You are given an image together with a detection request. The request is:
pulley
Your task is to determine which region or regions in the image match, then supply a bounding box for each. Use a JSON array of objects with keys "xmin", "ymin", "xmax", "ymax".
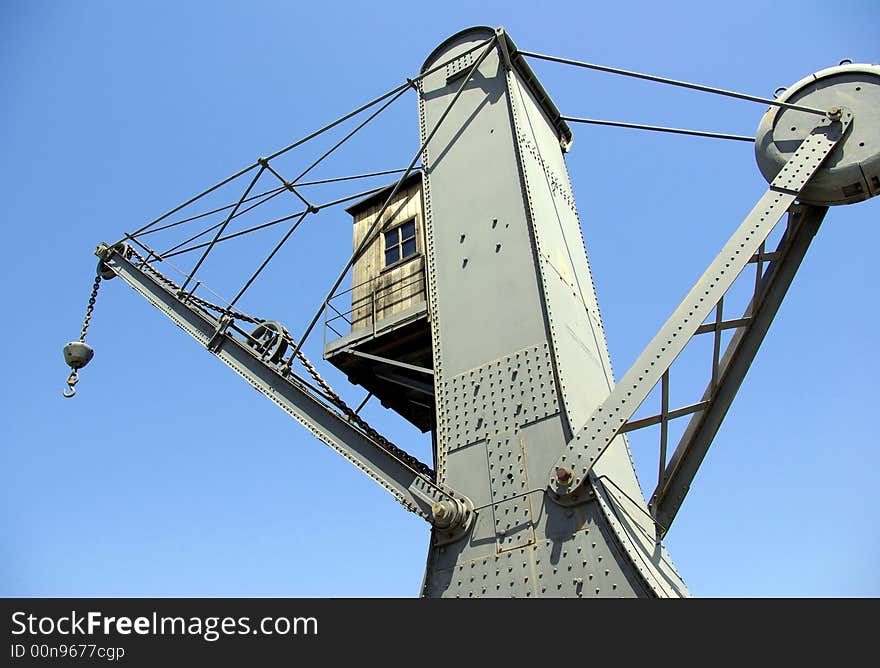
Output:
[
  {"xmin": 755, "ymin": 63, "xmax": 880, "ymax": 206},
  {"xmin": 248, "ymin": 320, "xmax": 289, "ymax": 365},
  {"xmin": 98, "ymin": 258, "xmax": 116, "ymax": 280}
]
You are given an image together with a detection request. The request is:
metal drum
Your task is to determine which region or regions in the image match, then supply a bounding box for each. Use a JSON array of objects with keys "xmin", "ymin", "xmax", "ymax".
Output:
[{"xmin": 755, "ymin": 63, "xmax": 880, "ymax": 206}]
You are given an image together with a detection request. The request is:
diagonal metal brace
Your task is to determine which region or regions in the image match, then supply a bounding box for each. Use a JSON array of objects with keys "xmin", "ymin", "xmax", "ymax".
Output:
[
  {"xmin": 649, "ymin": 203, "xmax": 828, "ymax": 538},
  {"xmin": 99, "ymin": 246, "xmax": 474, "ymax": 534},
  {"xmin": 548, "ymin": 108, "xmax": 852, "ymax": 496}
]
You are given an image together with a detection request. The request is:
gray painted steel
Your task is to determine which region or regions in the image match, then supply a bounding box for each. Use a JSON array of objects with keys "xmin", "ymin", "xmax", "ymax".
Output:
[
  {"xmin": 650, "ymin": 204, "xmax": 829, "ymax": 536},
  {"xmin": 99, "ymin": 246, "xmax": 471, "ymax": 528},
  {"xmin": 755, "ymin": 64, "xmax": 880, "ymax": 205},
  {"xmin": 417, "ymin": 27, "xmax": 687, "ymax": 597},
  {"xmin": 91, "ymin": 26, "xmax": 876, "ymax": 598},
  {"xmin": 550, "ymin": 110, "xmax": 850, "ymax": 498}
]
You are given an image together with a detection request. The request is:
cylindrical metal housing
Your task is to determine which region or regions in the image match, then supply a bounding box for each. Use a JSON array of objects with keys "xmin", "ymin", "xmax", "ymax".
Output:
[{"xmin": 755, "ymin": 63, "xmax": 880, "ymax": 206}]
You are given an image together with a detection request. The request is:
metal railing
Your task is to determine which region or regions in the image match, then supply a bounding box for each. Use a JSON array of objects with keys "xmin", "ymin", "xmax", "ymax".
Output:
[{"xmin": 324, "ymin": 261, "xmax": 426, "ymax": 347}]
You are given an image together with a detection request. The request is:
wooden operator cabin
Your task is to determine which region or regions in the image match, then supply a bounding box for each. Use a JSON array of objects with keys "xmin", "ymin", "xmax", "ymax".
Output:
[{"xmin": 323, "ymin": 172, "xmax": 434, "ymax": 431}]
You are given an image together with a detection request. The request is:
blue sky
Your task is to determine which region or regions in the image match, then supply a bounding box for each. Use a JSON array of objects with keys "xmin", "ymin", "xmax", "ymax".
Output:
[{"xmin": 2, "ymin": 0, "xmax": 878, "ymax": 597}]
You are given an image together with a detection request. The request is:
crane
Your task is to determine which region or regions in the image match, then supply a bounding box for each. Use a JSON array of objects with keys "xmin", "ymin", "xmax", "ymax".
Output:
[{"xmin": 63, "ymin": 26, "xmax": 878, "ymax": 597}]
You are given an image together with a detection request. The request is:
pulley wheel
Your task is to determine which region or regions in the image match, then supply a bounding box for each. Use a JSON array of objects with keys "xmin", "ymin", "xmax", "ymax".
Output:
[
  {"xmin": 248, "ymin": 321, "xmax": 288, "ymax": 364},
  {"xmin": 755, "ymin": 63, "xmax": 880, "ymax": 206}
]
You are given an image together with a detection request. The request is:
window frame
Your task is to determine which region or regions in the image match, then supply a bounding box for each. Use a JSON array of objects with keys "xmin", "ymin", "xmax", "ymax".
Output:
[{"xmin": 382, "ymin": 217, "xmax": 419, "ymax": 270}]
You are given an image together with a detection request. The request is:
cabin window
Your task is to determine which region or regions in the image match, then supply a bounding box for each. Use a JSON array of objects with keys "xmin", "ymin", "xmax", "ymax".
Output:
[{"xmin": 384, "ymin": 218, "xmax": 417, "ymax": 267}]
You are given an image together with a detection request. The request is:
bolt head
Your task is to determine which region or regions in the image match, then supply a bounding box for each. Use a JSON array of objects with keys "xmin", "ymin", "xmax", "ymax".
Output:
[
  {"xmin": 432, "ymin": 500, "xmax": 460, "ymax": 529},
  {"xmin": 556, "ymin": 467, "xmax": 573, "ymax": 485}
]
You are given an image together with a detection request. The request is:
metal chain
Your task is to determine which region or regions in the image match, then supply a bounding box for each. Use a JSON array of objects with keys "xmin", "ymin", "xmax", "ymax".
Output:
[
  {"xmin": 128, "ymin": 246, "xmax": 262, "ymax": 324},
  {"xmin": 280, "ymin": 329, "xmax": 434, "ymax": 477},
  {"xmin": 125, "ymin": 245, "xmax": 434, "ymax": 477},
  {"xmin": 63, "ymin": 273, "xmax": 102, "ymax": 397},
  {"xmin": 79, "ymin": 274, "xmax": 102, "ymax": 342}
]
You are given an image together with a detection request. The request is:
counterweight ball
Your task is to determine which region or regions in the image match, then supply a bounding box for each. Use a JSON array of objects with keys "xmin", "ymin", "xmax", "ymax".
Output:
[
  {"xmin": 63, "ymin": 341, "xmax": 94, "ymax": 370},
  {"xmin": 755, "ymin": 63, "xmax": 880, "ymax": 206}
]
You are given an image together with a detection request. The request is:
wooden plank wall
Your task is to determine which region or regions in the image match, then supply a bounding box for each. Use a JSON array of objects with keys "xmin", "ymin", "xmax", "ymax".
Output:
[{"xmin": 349, "ymin": 181, "xmax": 426, "ymax": 331}]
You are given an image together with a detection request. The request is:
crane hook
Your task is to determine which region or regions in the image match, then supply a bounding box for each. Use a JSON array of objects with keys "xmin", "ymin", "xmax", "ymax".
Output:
[
  {"xmin": 62, "ymin": 341, "xmax": 93, "ymax": 399},
  {"xmin": 62, "ymin": 370, "xmax": 79, "ymax": 398}
]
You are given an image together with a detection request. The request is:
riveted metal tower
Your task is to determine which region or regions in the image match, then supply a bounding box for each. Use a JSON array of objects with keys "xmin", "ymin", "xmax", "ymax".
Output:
[{"xmin": 416, "ymin": 27, "xmax": 687, "ymax": 597}]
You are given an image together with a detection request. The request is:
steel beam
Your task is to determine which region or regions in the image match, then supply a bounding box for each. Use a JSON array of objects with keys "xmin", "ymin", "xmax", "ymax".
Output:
[
  {"xmin": 347, "ymin": 349, "xmax": 434, "ymax": 376},
  {"xmin": 373, "ymin": 371, "xmax": 435, "ymax": 397},
  {"xmin": 548, "ymin": 109, "xmax": 851, "ymax": 496},
  {"xmin": 98, "ymin": 245, "xmax": 472, "ymax": 529},
  {"xmin": 417, "ymin": 26, "xmax": 689, "ymax": 598},
  {"xmin": 650, "ymin": 204, "xmax": 828, "ymax": 537}
]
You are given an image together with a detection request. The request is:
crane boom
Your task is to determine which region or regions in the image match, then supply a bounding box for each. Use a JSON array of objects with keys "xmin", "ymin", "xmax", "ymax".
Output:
[{"xmin": 96, "ymin": 243, "xmax": 474, "ymax": 536}]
